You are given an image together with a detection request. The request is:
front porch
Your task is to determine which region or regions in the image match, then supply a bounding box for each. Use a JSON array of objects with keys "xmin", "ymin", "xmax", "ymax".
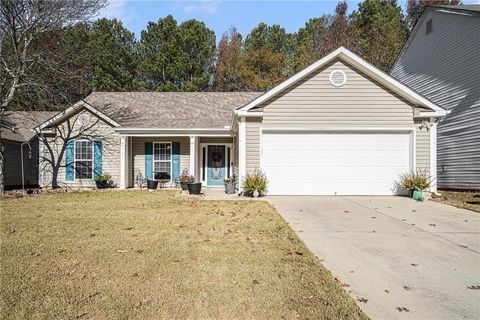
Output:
[{"xmin": 118, "ymin": 134, "xmax": 237, "ymax": 189}]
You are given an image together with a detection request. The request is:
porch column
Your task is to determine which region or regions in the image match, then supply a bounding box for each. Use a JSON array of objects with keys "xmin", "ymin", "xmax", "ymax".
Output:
[
  {"xmin": 189, "ymin": 136, "xmax": 197, "ymax": 179},
  {"xmin": 119, "ymin": 136, "xmax": 128, "ymax": 189},
  {"xmin": 238, "ymin": 116, "xmax": 246, "ymax": 188}
]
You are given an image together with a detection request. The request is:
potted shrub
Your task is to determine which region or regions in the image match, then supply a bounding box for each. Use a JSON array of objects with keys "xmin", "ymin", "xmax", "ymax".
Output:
[
  {"xmin": 399, "ymin": 168, "xmax": 431, "ymax": 198},
  {"xmin": 179, "ymin": 169, "xmax": 193, "ymax": 191},
  {"xmin": 94, "ymin": 173, "xmax": 112, "ymax": 189},
  {"xmin": 224, "ymin": 176, "xmax": 237, "ymax": 194},
  {"xmin": 187, "ymin": 175, "xmax": 202, "ymax": 195},
  {"xmin": 241, "ymin": 169, "xmax": 268, "ymax": 197}
]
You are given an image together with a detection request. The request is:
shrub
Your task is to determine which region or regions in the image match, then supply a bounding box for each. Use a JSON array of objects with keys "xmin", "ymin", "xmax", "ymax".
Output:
[
  {"xmin": 224, "ymin": 175, "xmax": 237, "ymax": 184},
  {"xmin": 399, "ymin": 168, "xmax": 431, "ymax": 190},
  {"xmin": 179, "ymin": 169, "xmax": 194, "ymax": 183},
  {"xmin": 94, "ymin": 173, "xmax": 112, "ymax": 183},
  {"xmin": 242, "ymin": 169, "xmax": 268, "ymax": 196}
]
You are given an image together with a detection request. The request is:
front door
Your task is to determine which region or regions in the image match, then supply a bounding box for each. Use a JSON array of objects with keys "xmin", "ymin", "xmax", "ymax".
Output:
[{"xmin": 207, "ymin": 145, "xmax": 225, "ymax": 186}]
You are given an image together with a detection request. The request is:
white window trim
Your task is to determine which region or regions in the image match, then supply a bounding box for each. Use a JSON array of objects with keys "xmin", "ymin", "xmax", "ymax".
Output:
[
  {"xmin": 153, "ymin": 141, "xmax": 172, "ymax": 181},
  {"xmin": 74, "ymin": 139, "xmax": 94, "ymax": 180}
]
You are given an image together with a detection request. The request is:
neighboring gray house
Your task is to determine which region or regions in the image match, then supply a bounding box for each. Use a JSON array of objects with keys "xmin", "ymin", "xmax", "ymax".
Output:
[
  {"xmin": 0, "ymin": 111, "xmax": 57, "ymax": 189},
  {"xmin": 35, "ymin": 47, "xmax": 446, "ymax": 195},
  {"xmin": 391, "ymin": 5, "xmax": 480, "ymax": 190}
]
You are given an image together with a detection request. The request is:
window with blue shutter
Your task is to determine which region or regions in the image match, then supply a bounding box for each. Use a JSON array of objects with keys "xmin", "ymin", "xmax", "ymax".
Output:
[
  {"xmin": 93, "ymin": 140, "xmax": 103, "ymax": 178},
  {"xmin": 66, "ymin": 140, "xmax": 74, "ymax": 181},
  {"xmin": 145, "ymin": 142, "xmax": 153, "ymax": 180},
  {"xmin": 172, "ymin": 142, "xmax": 180, "ymax": 180}
]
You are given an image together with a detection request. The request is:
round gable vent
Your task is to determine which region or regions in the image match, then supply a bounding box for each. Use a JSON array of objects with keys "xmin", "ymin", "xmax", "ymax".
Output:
[
  {"xmin": 78, "ymin": 113, "xmax": 90, "ymax": 126},
  {"xmin": 329, "ymin": 70, "xmax": 347, "ymax": 87}
]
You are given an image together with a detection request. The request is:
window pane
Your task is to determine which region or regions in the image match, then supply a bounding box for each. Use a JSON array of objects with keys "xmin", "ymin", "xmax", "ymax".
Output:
[{"xmin": 75, "ymin": 160, "xmax": 92, "ymax": 179}]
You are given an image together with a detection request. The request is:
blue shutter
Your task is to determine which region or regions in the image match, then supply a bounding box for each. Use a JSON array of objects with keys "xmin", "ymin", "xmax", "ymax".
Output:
[
  {"xmin": 93, "ymin": 140, "xmax": 103, "ymax": 178},
  {"xmin": 66, "ymin": 140, "xmax": 74, "ymax": 181},
  {"xmin": 172, "ymin": 142, "xmax": 180, "ymax": 180},
  {"xmin": 145, "ymin": 142, "xmax": 153, "ymax": 180}
]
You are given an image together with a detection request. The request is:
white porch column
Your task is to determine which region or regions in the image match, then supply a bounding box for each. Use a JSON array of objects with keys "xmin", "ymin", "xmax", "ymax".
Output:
[
  {"xmin": 189, "ymin": 136, "xmax": 197, "ymax": 178},
  {"xmin": 238, "ymin": 116, "xmax": 246, "ymax": 188},
  {"xmin": 119, "ymin": 136, "xmax": 128, "ymax": 189},
  {"xmin": 430, "ymin": 119, "xmax": 438, "ymax": 193}
]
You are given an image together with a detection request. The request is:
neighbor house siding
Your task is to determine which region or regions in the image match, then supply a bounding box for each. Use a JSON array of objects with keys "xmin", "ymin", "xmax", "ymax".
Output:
[
  {"xmin": 391, "ymin": 8, "xmax": 480, "ymax": 189},
  {"xmin": 4, "ymin": 139, "xmax": 39, "ymax": 189},
  {"xmin": 41, "ymin": 110, "xmax": 121, "ymax": 188},
  {"xmin": 245, "ymin": 118, "xmax": 262, "ymax": 174},
  {"xmin": 259, "ymin": 59, "xmax": 415, "ymax": 128},
  {"xmin": 131, "ymin": 137, "xmax": 190, "ymax": 187}
]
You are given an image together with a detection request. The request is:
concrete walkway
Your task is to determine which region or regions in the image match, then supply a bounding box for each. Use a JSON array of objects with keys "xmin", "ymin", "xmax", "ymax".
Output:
[{"xmin": 268, "ymin": 196, "xmax": 480, "ymax": 320}]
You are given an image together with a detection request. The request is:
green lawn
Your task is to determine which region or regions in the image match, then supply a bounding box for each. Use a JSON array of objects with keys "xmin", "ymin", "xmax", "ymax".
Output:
[{"xmin": 1, "ymin": 191, "xmax": 366, "ymax": 319}]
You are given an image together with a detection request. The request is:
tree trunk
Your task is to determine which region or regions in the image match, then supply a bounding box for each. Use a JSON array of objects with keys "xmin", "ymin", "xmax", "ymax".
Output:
[{"xmin": 51, "ymin": 166, "xmax": 59, "ymax": 189}]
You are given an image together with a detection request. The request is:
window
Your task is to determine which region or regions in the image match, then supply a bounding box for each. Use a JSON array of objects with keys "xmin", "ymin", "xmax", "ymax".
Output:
[
  {"xmin": 426, "ymin": 18, "xmax": 433, "ymax": 34},
  {"xmin": 153, "ymin": 142, "xmax": 171, "ymax": 180},
  {"xmin": 75, "ymin": 140, "xmax": 93, "ymax": 179}
]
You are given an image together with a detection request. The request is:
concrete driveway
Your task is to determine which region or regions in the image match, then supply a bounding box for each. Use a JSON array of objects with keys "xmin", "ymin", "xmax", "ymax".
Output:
[{"xmin": 268, "ymin": 196, "xmax": 480, "ymax": 320}]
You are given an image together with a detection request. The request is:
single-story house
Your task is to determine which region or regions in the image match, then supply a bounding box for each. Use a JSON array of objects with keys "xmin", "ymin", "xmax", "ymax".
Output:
[
  {"xmin": 35, "ymin": 47, "xmax": 446, "ymax": 195},
  {"xmin": 391, "ymin": 5, "xmax": 480, "ymax": 190},
  {"xmin": 1, "ymin": 111, "xmax": 57, "ymax": 190}
]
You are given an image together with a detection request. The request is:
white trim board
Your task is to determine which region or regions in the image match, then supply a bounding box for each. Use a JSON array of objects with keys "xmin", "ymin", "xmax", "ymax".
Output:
[
  {"xmin": 36, "ymin": 100, "xmax": 120, "ymax": 131},
  {"xmin": 236, "ymin": 47, "xmax": 446, "ymax": 116}
]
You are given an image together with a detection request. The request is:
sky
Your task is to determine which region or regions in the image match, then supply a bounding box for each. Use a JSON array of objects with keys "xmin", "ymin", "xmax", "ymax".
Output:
[{"xmin": 99, "ymin": 0, "xmax": 480, "ymax": 40}]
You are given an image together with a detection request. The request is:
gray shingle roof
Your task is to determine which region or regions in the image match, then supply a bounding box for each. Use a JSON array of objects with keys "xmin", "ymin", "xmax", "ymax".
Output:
[
  {"xmin": 1, "ymin": 111, "xmax": 58, "ymax": 142},
  {"xmin": 83, "ymin": 92, "xmax": 263, "ymax": 128},
  {"xmin": 432, "ymin": 4, "xmax": 480, "ymax": 14}
]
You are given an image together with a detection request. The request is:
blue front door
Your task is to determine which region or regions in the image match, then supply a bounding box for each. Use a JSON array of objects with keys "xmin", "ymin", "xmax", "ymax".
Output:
[{"xmin": 207, "ymin": 145, "xmax": 225, "ymax": 186}]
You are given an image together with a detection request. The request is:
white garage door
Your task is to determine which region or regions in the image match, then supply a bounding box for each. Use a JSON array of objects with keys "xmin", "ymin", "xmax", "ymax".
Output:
[{"xmin": 262, "ymin": 132, "xmax": 411, "ymax": 195}]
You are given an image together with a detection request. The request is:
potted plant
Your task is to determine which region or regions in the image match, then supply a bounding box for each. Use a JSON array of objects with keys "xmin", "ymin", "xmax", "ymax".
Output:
[
  {"xmin": 241, "ymin": 169, "xmax": 268, "ymax": 197},
  {"xmin": 94, "ymin": 173, "xmax": 112, "ymax": 189},
  {"xmin": 179, "ymin": 169, "xmax": 192, "ymax": 191},
  {"xmin": 187, "ymin": 175, "xmax": 202, "ymax": 195},
  {"xmin": 147, "ymin": 178, "xmax": 159, "ymax": 191},
  {"xmin": 224, "ymin": 176, "xmax": 237, "ymax": 194},
  {"xmin": 399, "ymin": 168, "xmax": 431, "ymax": 198}
]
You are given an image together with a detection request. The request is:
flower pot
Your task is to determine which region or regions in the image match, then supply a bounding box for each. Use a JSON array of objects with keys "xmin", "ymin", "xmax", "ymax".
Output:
[
  {"xmin": 95, "ymin": 180, "xmax": 108, "ymax": 189},
  {"xmin": 224, "ymin": 183, "xmax": 235, "ymax": 194},
  {"xmin": 188, "ymin": 182, "xmax": 202, "ymax": 195},
  {"xmin": 408, "ymin": 189, "xmax": 414, "ymax": 198},
  {"xmin": 147, "ymin": 179, "xmax": 159, "ymax": 190},
  {"xmin": 180, "ymin": 182, "xmax": 189, "ymax": 191}
]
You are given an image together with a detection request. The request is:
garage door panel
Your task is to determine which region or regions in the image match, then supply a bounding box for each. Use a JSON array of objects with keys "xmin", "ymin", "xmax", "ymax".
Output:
[{"xmin": 262, "ymin": 132, "xmax": 411, "ymax": 195}]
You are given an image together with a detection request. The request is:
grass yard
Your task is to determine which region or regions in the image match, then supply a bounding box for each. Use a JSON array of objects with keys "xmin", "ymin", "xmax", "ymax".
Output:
[
  {"xmin": 431, "ymin": 190, "xmax": 480, "ymax": 213},
  {"xmin": 1, "ymin": 191, "xmax": 366, "ymax": 320}
]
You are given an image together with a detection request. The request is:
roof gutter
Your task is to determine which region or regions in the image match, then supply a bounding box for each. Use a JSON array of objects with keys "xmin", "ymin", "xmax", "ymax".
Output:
[{"xmin": 114, "ymin": 127, "xmax": 233, "ymax": 137}]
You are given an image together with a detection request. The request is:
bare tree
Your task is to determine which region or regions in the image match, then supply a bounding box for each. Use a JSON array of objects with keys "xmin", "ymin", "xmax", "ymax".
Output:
[
  {"xmin": 34, "ymin": 110, "xmax": 116, "ymax": 189},
  {"xmin": 0, "ymin": 0, "xmax": 106, "ymax": 193}
]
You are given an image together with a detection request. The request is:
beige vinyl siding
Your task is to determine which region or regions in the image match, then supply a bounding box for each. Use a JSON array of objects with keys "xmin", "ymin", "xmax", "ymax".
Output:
[
  {"xmin": 4, "ymin": 139, "xmax": 40, "ymax": 188},
  {"xmin": 233, "ymin": 134, "xmax": 239, "ymax": 179},
  {"xmin": 415, "ymin": 120, "xmax": 430, "ymax": 175},
  {"xmin": 260, "ymin": 59, "xmax": 415, "ymax": 128},
  {"xmin": 245, "ymin": 118, "xmax": 262, "ymax": 174},
  {"xmin": 42, "ymin": 110, "xmax": 121, "ymax": 188},
  {"xmin": 391, "ymin": 8, "xmax": 480, "ymax": 189},
  {"xmin": 131, "ymin": 137, "xmax": 190, "ymax": 187}
]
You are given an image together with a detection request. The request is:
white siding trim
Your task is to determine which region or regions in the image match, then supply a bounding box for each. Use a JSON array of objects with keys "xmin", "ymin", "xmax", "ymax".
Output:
[
  {"xmin": 189, "ymin": 136, "xmax": 197, "ymax": 179},
  {"xmin": 238, "ymin": 117, "xmax": 246, "ymax": 188},
  {"xmin": 411, "ymin": 129, "xmax": 417, "ymax": 171},
  {"xmin": 430, "ymin": 121, "xmax": 438, "ymax": 193},
  {"xmin": 120, "ymin": 136, "xmax": 127, "ymax": 189}
]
